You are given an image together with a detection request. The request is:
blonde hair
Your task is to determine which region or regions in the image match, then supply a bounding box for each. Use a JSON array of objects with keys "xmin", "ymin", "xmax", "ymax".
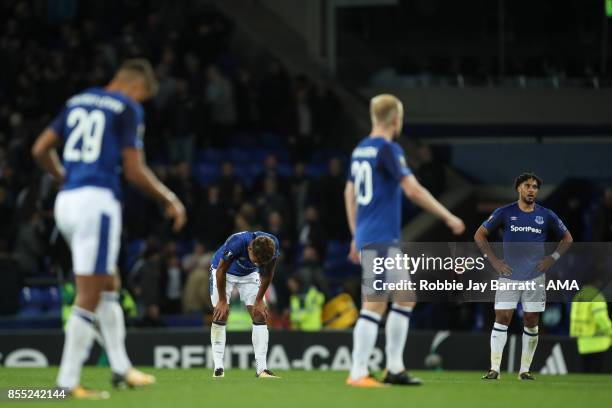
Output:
[
  {"xmin": 117, "ymin": 59, "xmax": 159, "ymax": 98},
  {"xmin": 370, "ymin": 94, "xmax": 403, "ymax": 127}
]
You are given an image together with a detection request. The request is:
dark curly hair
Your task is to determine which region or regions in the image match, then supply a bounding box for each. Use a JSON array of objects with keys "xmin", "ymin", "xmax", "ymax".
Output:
[
  {"xmin": 514, "ymin": 172, "xmax": 542, "ymax": 189},
  {"xmin": 251, "ymin": 236, "xmax": 276, "ymax": 265}
]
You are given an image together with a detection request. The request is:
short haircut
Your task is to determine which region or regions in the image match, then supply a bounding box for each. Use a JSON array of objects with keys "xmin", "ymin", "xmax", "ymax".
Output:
[
  {"xmin": 370, "ymin": 94, "xmax": 403, "ymax": 127},
  {"xmin": 514, "ymin": 172, "xmax": 542, "ymax": 189},
  {"xmin": 251, "ymin": 236, "xmax": 276, "ymax": 265},
  {"xmin": 118, "ymin": 58, "xmax": 159, "ymax": 97}
]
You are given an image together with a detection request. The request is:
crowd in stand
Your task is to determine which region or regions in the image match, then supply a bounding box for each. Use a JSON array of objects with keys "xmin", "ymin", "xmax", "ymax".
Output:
[
  {"xmin": 0, "ymin": 0, "xmax": 350, "ymax": 324},
  {"xmin": 2, "ymin": 1, "xmax": 611, "ymax": 333}
]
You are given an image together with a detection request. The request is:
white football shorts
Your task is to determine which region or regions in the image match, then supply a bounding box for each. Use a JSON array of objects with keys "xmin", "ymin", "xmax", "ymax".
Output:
[
  {"xmin": 54, "ymin": 187, "xmax": 121, "ymax": 275},
  {"xmin": 209, "ymin": 268, "xmax": 261, "ymax": 306},
  {"xmin": 494, "ymin": 274, "xmax": 546, "ymax": 313}
]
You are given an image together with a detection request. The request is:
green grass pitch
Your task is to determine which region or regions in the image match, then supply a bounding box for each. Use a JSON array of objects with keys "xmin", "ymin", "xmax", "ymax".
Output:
[{"xmin": 1, "ymin": 368, "xmax": 611, "ymax": 408}]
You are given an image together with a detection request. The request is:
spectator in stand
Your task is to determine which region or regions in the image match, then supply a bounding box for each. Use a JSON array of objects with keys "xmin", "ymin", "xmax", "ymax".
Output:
[
  {"xmin": 314, "ymin": 85, "xmax": 342, "ymax": 147},
  {"xmin": 317, "ymin": 157, "xmax": 350, "ymax": 240},
  {"xmin": 0, "ymin": 184, "xmax": 15, "ymax": 243},
  {"xmin": 164, "ymin": 80, "xmax": 196, "ymax": 165},
  {"xmin": 256, "ymin": 176, "xmax": 290, "ymax": 225},
  {"xmin": 205, "ymin": 65, "xmax": 236, "ymax": 147},
  {"xmin": 295, "ymin": 244, "xmax": 328, "ymax": 295},
  {"xmin": 415, "ymin": 145, "xmax": 446, "ymax": 198},
  {"xmin": 266, "ymin": 210, "xmax": 292, "ymax": 258},
  {"xmin": 162, "ymin": 252, "xmax": 184, "ymax": 314},
  {"xmin": 259, "ymin": 60, "xmax": 292, "ymax": 133},
  {"xmin": 182, "ymin": 247, "xmax": 214, "ymax": 317},
  {"xmin": 218, "ymin": 162, "xmax": 242, "ymax": 205},
  {"xmin": 298, "ymin": 205, "xmax": 327, "ymax": 258},
  {"xmin": 129, "ymin": 239, "xmax": 163, "ymax": 327},
  {"xmin": 233, "ymin": 67, "xmax": 258, "ymax": 129},
  {"xmin": 593, "ymin": 188, "xmax": 612, "ymax": 242},
  {"xmin": 195, "ymin": 185, "xmax": 231, "ymax": 249},
  {"xmin": 0, "ymin": 238, "xmax": 20, "ymax": 315},
  {"xmin": 291, "ymin": 75, "xmax": 316, "ymax": 161},
  {"xmin": 254, "ymin": 154, "xmax": 289, "ymax": 194},
  {"xmin": 290, "ymin": 161, "xmax": 311, "ymax": 228}
]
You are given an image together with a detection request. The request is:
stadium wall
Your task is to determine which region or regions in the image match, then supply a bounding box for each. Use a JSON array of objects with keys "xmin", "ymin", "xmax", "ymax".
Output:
[
  {"xmin": 1, "ymin": 330, "xmax": 610, "ymax": 374},
  {"xmin": 361, "ymin": 87, "xmax": 612, "ymax": 125}
]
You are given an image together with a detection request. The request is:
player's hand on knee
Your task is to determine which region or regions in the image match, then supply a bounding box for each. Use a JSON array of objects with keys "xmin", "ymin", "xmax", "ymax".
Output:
[
  {"xmin": 213, "ymin": 299, "xmax": 229, "ymax": 321},
  {"xmin": 252, "ymin": 299, "xmax": 269, "ymax": 321},
  {"xmin": 446, "ymin": 215, "xmax": 466, "ymax": 235},
  {"xmin": 165, "ymin": 195, "xmax": 187, "ymax": 232}
]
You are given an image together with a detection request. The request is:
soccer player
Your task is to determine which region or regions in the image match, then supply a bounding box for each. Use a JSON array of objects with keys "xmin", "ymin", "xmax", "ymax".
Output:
[
  {"xmin": 32, "ymin": 59, "xmax": 187, "ymax": 399},
  {"xmin": 345, "ymin": 94, "xmax": 465, "ymax": 387},
  {"xmin": 209, "ymin": 231, "xmax": 281, "ymax": 378},
  {"xmin": 475, "ymin": 172, "xmax": 573, "ymax": 380}
]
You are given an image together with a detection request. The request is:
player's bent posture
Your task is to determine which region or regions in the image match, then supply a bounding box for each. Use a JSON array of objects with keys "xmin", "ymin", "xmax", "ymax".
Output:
[
  {"xmin": 210, "ymin": 231, "xmax": 281, "ymax": 378},
  {"xmin": 475, "ymin": 172, "xmax": 572, "ymax": 380},
  {"xmin": 345, "ymin": 94, "xmax": 465, "ymax": 387},
  {"xmin": 32, "ymin": 59, "xmax": 187, "ymax": 399}
]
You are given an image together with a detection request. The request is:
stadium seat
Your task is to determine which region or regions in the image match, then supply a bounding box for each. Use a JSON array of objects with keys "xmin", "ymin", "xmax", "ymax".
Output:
[
  {"xmin": 197, "ymin": 148, "xmax": 224, "ymax": 164},
  {"xmin": 229, "ymin": 148, "xmax": 250, "ymax": 163},
  {"xmin": 276, "ymin": 162, "xmax": 294, "ymax": 178},
  {"xmin": 193, "ymin": 163, "xmax": 222, "ymax": 186},
  {"xmin": 305, "ymin": 163, "xmax": 327, "ymax": 178}
]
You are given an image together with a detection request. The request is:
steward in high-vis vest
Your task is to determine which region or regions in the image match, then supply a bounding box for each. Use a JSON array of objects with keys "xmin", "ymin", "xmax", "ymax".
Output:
[
  {"xmin": 570, "ymin": 285, "xmax": 612, "ymax": 373},
  {"xmin": 290, "ymin": 286, "xmax": 325, "ymax": 331}
]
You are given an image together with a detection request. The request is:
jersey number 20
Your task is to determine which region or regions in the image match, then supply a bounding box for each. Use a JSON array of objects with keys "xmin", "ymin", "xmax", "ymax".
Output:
[
  {"xmin": 64, "ymin": 108, "xmax": 105, "ymax": 163},
  {"xmin": 351, "ymin": 161, "xmax": 373, "ymax": 205}
]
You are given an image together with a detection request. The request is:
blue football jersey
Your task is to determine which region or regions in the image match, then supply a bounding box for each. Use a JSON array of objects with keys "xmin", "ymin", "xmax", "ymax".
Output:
[
  {"xmin": 349, "ymin": 136, "xmax": 412, "ymax": 250},
  {"xmin": 482, "ymin": 202, "xmax": 568, "ymax": 280},
  {"xmin": 49, "ymin": 87, "xmax": 144, "ymax": 199},
  {"xmin": 211, "ymin": 231, "xmax": 281, "ymax": 277}
]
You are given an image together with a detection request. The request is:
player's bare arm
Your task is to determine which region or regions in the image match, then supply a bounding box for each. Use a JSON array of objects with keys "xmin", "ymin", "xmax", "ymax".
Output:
[
  {"xmin": 344, "ymin": 180, "xmax": 360, "ymax": 263},
  {"xmin": 213, "ymin": 258, "xmax": 231, "ymax": 321},
  {"xmin": 122, "ymin": 147, "xmax": 186, "ymax": 232},
  {"xmin": 474, "ymin": 225, "xmax": 512, "ymax": 276},
  {"xmin": 537, "ymin": 230, "xmax": 573, "ymax": 272},
  {"xmin": 400, "ymin": 175, "xmax": 465, "ymax": 235},
  {"xmin": 31, "ymin": 128, "xmax": 65, "ymax": 183},
  {"xmin": 253, "ymin": 258, "xmax": 277, "ymax": 321}
]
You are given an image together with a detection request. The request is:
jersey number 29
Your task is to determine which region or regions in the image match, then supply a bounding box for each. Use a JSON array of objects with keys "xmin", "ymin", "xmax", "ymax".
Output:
[
  {"xmin": 64, "ymin": 108, "xmax": 105, "ymax": 163},
  {"xmin": 351, "ymin": 161, "xmax": 373, "ymax": 205}
]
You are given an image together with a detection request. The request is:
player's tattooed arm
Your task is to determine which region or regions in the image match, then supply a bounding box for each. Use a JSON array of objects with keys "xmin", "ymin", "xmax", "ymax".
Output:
[
  {"xmin": 213, "ymin": 259, "xmax": 231, "ymax": 321},
  {"xmin": 474, "ymin": 226, "xmax": 512, "ymax": 276},
  {"xmin": 32, "ymin": 128, "xmax": 65, "ymax": 183}
]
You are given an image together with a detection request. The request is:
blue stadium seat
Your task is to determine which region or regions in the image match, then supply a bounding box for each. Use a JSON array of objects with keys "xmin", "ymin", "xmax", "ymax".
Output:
[
  {"xmin": 260, "ymin": 132, "xmax": 284, "ymax": 148},
  {"xmin": 193, "ymin": 163, "xmax": 221, "ymax": 186},
  {"xmin": 326, "ymin": 240, "xmax": 351, "ymax": 258},
  {"xmin": 251, "ymin": 148, "xmax": 270, "ymax": 163},
  {"xmin": 197, "ymin": 148, "xmax": 224, "ymax": 164},
  {"xmin": 305, "ymin": 163, "xmax": 327, "ymax": 178},
  {"xmin": 276, "ymin": 163, "xmax": 294, "ymax": 178},
  {"xmin": 230, "ymin": 132, "xmax": 258, "ymax": 148},
  {"xmin": 229, "ymin": 148, "xmax": 250, "ymax": 163},
  {"xmin": 176, "ymin": 240, "xmax": 195, "ymax": 257}
]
